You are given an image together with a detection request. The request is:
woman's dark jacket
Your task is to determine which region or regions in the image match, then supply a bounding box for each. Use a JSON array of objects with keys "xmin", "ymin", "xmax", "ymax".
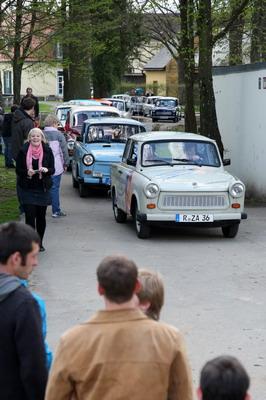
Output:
[{"xmin": 16, "ymin": 142, "xmax": 55, "ymax": 191}]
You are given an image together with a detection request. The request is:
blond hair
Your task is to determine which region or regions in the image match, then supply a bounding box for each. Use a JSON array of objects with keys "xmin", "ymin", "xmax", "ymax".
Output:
[
  {"xmin": 27, "ymin": 128, "xmax": 47, "ymax": 143},
  {"xmin": 137, "ymin": 269, "xmax": 164, "ymax": 320}
]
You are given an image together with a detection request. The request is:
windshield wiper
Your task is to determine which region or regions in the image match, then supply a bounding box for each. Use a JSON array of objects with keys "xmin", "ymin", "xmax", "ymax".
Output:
[
  {"xmin": 146, "ymin": 158, "xmax": 174, "ymax": 166},
  {"xmin": 173, "ymin": 158, "xmax": 203, "ymax": 166}
]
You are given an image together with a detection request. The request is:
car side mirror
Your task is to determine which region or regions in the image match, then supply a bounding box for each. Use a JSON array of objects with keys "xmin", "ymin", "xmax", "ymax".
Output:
[
  {"xmin": 127, "ymin": 158, "xmax": 137, "ymax": 166},
  {"xmin": 223, "ymin": 159, "xmax": 231, "ymax": 166}
]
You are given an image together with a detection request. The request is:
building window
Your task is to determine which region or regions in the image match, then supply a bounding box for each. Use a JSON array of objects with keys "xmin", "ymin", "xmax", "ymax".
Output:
[
  {"xmin": 57, "ymin": 70, "xmax": 64, "ymax": 96},
  {"xmin": 263, "ymin": 77, "xmax": 266, "ymax": 89},
  {"xmin": 3, "ymin": 71, "xmax": 12, "ymax": 94},
  {"xmin": 258, "ymin": 77, "xmax": 261, "ymax": 89},
  {"xmin": 153, "ymin": 80, "xmax": 158, "ymax": 95},
  {"xmin": 55, "ymin": 42, "xmax": 63, "ymax": 59}
]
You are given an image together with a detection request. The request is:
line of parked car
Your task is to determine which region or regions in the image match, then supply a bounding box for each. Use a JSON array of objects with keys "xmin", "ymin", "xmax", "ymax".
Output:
[{"xmin": 54, "ymin": 97, "xmax": 247, "ymax": 239}]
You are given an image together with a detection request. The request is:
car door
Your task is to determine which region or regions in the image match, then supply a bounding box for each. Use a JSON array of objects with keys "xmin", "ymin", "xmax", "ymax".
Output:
[{"xmin": 116, "ymin": 140, "xmax": 138, "ymax": 213}]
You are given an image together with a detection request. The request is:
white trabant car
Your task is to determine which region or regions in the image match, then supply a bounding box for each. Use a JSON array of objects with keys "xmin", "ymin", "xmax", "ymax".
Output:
[{"xmin": 111, "ymin": 131, "xmax": 247, "ymax": 238}]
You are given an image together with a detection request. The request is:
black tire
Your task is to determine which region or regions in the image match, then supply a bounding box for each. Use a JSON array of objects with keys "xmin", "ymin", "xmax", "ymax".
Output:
[
  {"xmin": 112, "ymin": 192, "xmax": 127, "ymax": 223},
  {"xmin": 78, "ymin": 182, "xmax": 88, "ymax": 198},
  {"xmin": 72, "ymin": 174, "xmax": 78, "ymax": 188},
  {"xmin": 134, "ymin": 204, "xmax": 151, "ymax": 239},
  {"xmin": 222, "ymin": 224, "xmax": 239, "ymax": 238}
]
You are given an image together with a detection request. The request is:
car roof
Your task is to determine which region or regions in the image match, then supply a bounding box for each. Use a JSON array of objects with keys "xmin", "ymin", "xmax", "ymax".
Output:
[
  {"xmin": 83, "ymin": 117, "xmax": 145, "ymax": 126},
  {"xmin": 68, "ymin": 99, "xmax": 102, "ymax": 106},
  {"xmin": 130, "ymin": 131, "xmax": 216, "ymax": 143},
  {"xmin": 157, "ymin": 97, "xmax": 178, "ymax": 101},
  {"xmin": 70, "ymin": 105, "xmax": 120, "ymax": 113}
]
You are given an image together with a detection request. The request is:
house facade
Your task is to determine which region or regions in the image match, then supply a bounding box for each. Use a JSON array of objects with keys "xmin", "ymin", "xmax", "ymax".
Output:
[
  {"xmin": 143, "ymin": 47, "xmax": 179, "ymax": 97},
  {"xmin": 0, "ymin": 60, "xmax": 63, "ymax": 101}
]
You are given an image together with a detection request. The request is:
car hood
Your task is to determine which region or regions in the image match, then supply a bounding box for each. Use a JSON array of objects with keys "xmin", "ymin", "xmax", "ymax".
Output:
[
  {"xmin": 83, "ymin": 143, "xmax": 125, "ymax": 162},
  {"xmin": 141, "ymin": 166, "xmax": 238, "ymax": 191}
]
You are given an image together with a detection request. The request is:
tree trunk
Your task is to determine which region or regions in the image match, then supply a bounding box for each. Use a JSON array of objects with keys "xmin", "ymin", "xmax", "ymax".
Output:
[
  {"xmin": 250, "ymin": 0, "xmax": 266, "ymax": 62},
  {"xmin": 229, "ymin": 13, "xmax": 244, "ymax": 65},
  {"xmin": 198, "ymin": 0, "xmax": 224, "ymax": 156},
  {"xmin": 179, "ymin": 0, "xmax": 197, "ymax": 133},
  {"xmin": 13, "ymin": 59, "xmax": 23, "ymax": 104}
]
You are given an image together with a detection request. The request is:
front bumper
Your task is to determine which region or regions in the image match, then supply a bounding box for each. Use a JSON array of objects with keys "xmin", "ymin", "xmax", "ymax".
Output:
[{"xmin": 137, "ymin": 212, "xmax": 247, "ymax": 227}]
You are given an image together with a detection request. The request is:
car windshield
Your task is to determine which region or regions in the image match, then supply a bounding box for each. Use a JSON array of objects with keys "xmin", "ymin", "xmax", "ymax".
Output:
[
  {"xmin": 73, "ymin": 111, "xmax": 119, "ymax": 126},
  {"xmin": 156, "ymin": 99, "xmax": 177, "ymax": 107},
  {"xmin": 141, "ymin": 140, "xmax": 221, "ymax": 167},
  {"xmin": 86, "ymin": 124, "xmax": 145, "ymax": 143}
]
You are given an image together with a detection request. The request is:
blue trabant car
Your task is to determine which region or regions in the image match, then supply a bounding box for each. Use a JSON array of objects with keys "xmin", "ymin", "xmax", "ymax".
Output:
[{"xmin": 71, "ymin": 118, "xmax": 146, "ymax": 197}]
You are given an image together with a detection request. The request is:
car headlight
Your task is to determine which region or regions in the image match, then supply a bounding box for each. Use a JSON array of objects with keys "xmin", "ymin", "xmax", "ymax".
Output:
[
  {"xmin": 83, "ymin": 154, "xmax": 94, "ymax": 166},
  {"xmin": 144, "ymin": 183, "xmax": 160, "ymax": 198},
  {"xmin": 229, "ymin": 182, "xmax": 245, "ymax": 198},
  {"xmin": 67, "ymin": 140, "xmax": 75, "ymax": 150}
]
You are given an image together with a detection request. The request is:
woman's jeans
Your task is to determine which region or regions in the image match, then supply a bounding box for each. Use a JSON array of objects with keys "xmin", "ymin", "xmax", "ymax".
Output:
[{"xmin": 51, "ymin": 174, "xmax": 62, "ymax": 214}]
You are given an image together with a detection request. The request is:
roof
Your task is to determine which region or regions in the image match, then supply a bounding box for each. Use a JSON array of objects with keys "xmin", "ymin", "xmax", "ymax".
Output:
[
  {"xmin": 144, "ymin": 47, "xmax": 173, "ymax": 71},
  {"xmin": 70, "ymin": 105, "xmax": 119, "ymax": 113},
  {"xmin": 130, "ymin": 131, "xmax": 216, "ymax": 143}
]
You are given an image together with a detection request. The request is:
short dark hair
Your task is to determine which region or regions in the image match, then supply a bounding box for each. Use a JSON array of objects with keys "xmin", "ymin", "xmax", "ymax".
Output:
[
  {"xmin": 200, "ymin": 355, "xmax": 250, "ymax": 400},
  {"xmin": 11, "ymin": 104, "xmax": 19, "ymax": 113},
  {"xmin": 97, "ymin": 255, "xmax": 138, "ymax": 303},
  {"xmin": 21, "ymin": 97, "xmax": 36, "ymax": 110},
  {"xmin": 0, "ymin": 222, "xmax": 40, "ymax": 264}
]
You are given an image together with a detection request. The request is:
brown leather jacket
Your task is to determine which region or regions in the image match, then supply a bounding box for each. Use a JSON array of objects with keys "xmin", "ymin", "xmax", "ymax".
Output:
[{"xmin": 45, "ymin": 309, "xmax": 193, "ymax": 400}]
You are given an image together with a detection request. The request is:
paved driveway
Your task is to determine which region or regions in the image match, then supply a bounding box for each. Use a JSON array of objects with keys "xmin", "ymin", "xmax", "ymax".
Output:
[{"xmin": 33, "ymin": 173, "xmax": 266, "ymax": 399}]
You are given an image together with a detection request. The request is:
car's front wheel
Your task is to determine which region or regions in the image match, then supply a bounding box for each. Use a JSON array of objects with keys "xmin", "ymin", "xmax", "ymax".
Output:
[
  {"xmin": 78, "ymin": 182, "xmax": 88, "ymax": 198},
  {"xmin": 112, "ymin": 192, "xmax": 127, "ymax": 223},
  {"xmin": 222, "ymin": 223, "xmax": 239, "ymax": 238},
  {"xmin": 134, "ymin": 204, "xmax": 151, "ymax": 239}
]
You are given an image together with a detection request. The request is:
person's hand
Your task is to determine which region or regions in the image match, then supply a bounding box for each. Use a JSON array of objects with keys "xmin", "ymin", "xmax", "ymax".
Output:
[
  {"xmin": 39, "ymin": 167, "xmax": 48, "ymax": 173},
  {"xmin": 27, "ymin": 168, "xmax": 35, "ymax": 177}
]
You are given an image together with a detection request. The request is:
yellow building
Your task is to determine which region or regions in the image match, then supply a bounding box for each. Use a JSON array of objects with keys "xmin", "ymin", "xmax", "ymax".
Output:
[{"xmin": 143, "ymin": 47, "xmax": 178, "ymax": 97}]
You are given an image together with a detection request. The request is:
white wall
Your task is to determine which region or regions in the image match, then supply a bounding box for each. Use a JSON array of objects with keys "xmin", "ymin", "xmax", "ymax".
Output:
[{"xmin": 213, "ymin": 64, "xmax": 266, "ymax": 200}]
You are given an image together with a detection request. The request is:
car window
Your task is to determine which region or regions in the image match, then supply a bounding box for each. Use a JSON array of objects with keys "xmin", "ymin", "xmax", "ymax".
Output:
[
  {"xmin": 56, "ymin": 107, "xmax": 70, "ymax": 121},
  {"xmin": 85, "ymin": 124, "xmax": 144, "ymax": 143},
  {"xmin": 122, "ymin": 140, "xmax": 132, "ymax": 162},
  {"xmin": 141, "ymin": 140, "xmax": 221, "ymax": 167},
  {"xmin": 127, "ymin": 142, "xmax": 138, "ymax": 164}
]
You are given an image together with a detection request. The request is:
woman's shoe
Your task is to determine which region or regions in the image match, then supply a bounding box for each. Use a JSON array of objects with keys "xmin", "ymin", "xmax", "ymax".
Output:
[{"xmin": 39, "ymin": 245, "xmax": 45, "ymax": 252}]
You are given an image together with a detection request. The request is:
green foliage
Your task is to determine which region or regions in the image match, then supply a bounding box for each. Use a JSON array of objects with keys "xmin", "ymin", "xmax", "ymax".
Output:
[{"xmin": 0, "ymin": 156, "xmax": 19, "ymax": 223}]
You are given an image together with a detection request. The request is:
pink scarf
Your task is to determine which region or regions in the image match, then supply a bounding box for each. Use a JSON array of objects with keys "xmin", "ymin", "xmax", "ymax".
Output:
[{"xmin": 26, "ymin": 143, "xmax": 43, "ymax": 178}]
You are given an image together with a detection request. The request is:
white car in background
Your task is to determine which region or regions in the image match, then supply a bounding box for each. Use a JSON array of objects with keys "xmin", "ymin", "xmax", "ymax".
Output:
[
  {"xmin": 105, "ymin": 98, "xmax": 132, "ymax": 119},
  {"xmin": 55, "ymin": 100, "xmax": 101, "ymax": 127},
  {"xmin": 111, "ymin": 131, "xmax": 247, "ymax": 238},
  {"xmin": 142, "ymin": 96, "xmax": 162, "ymax": 117}
]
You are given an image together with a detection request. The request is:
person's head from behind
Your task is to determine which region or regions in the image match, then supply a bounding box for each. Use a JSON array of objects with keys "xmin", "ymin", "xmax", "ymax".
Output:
[
  {"xmin": 11, "ymin": 104, "xmax": 18, "ymax": 113},
  {"xmin": 97, "ymin": 255, "xmax": 138, "ymax": 304},
  {"xmin": 21, "ymin": 97, "xmax": 36, "ymax": 117},
  {"xmin": 44, "ymin": 114, "xmax": 59, "ymax": 129},
  {"xmin": 0, "ymin": 222, "xmax": 40, "ymax": 279},
  {"xmin": 137, "ymin": 269, "xmax": 164, "ymax": 320},
  {"xmin": 198, "ymin": 355, "xmax": 250, "ymax": 400}
]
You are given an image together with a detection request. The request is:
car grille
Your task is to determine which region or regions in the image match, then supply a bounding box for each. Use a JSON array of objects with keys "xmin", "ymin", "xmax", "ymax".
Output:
[
  {"xmin": 155, "ymin": 110, "xmax": 173, "ymax": 116},
  {"xmin": 159, "ymin": 192, "xmax": 228, "ymax": 210}
]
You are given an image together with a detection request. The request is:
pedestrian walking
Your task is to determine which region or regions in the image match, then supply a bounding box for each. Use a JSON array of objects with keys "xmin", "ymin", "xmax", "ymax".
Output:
[
  {"xmin": 21, "ymin": 87, "xmax": 39, "ymax": 118},
  {"xmin": 43, "ymin": 114, "xmax": 69, "ymax": 218},
  {"xmin": 45, "ymin": 255, "xmax": 193, "ymax": 400},
  {"xmin": 15, "ymin": 128, "xmax": 55, "ymax": 252},
  {"xmin": 0, "ymin": 221, "xmax": 48, "ymax": 400},
  {"xmin": 198, "ymin": 355, "xmax": 250, "ymax": 400},
  {"xmin": 2, "ymin": 104, "xmax": 18, "ymax": 168}
]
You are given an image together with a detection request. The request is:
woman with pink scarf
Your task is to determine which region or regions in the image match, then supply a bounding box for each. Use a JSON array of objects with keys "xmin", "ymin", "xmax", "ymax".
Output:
[{"xmin": 16, "ymin": 128, "xmax": 55, "ymax": 251}]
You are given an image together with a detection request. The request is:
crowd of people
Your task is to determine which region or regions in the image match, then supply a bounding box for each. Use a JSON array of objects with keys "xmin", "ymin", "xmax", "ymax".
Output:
[
  {"xmin": 0, "ymin": 221, "xmax": 251, "ymax": 400},
  {"xmin": 0, "ymin": 88, "xmax": 69, "ymax": 251}
]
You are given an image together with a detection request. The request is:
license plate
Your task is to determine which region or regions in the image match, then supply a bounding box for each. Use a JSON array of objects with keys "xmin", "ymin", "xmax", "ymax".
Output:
[
  {"xmin": 93, "ymin": 172, "xmax": 103, "ymax": 178},
  {"xmin": 176, "ymin": 214, "xmax": 213, "ymax": 222}
]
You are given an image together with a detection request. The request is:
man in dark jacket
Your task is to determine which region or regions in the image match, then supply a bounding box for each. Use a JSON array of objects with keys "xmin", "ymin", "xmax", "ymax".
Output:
[
  {"xmin": 2, "ymin": 104, "xmax": 18, "ymax": 167},
  {"xmin": 0, "ymin": 221, "xmax": 48, "ymax": 400},
  {"xmin": 11, "ymin": 97, "xmax": 35, "ymax": 161},
  {"xmin": 21, "ymin": 87, "xmax": 39, "ymax": 118}
]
